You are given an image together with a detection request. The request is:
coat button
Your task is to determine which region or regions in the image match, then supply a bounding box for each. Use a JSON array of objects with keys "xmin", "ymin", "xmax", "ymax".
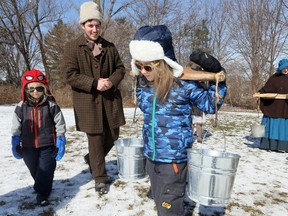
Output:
[{"xmin": 94, "ymin": 64, "xmax": 98, "ymax": 68}]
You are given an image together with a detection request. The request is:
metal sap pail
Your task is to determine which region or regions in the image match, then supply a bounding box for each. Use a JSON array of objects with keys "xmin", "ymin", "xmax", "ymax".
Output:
[
  {"xmin": 114, "ymin": 138, "xmax": 147, "ymax": 179},
  {"xmin": 251, "ymin": 124, "xmax": 265, "ymax": 138},
  {"xmin": 187, "ymin": 148, "xmax": 241, "ymax": 206}
]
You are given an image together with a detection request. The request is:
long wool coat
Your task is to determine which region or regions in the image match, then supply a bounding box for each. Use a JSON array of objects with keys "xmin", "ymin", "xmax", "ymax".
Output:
[{"xmin": 62, "ymin": 34, "xmax": 126, "ymax": 134}]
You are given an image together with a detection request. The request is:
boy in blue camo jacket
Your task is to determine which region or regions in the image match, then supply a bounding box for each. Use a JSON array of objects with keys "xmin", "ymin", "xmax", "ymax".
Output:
[{"xmin": 129, "ymin": 25, "xmax": 227, "ymax": 216}]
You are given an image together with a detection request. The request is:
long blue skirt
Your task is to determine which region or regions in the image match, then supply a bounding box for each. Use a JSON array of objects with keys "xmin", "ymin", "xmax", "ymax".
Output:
[{"xmin": 260, "ymin": 116, "xmax": 288, "ymax": 152}]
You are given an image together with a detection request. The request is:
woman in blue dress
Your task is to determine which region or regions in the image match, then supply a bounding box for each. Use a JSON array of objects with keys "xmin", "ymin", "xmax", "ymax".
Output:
[{"xmin": 259, "ymin": 58, "xmax": 288, "ymax": 152}]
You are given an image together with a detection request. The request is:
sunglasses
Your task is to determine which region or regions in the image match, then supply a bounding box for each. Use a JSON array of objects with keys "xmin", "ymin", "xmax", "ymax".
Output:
[
  {"xmin": 135, "ymin": 62, "xmax": 160, "ymax": 72},
  {"xmin": 26, "ymin": 86, "xmax": 45, "ymax": 93},
  {"xmin": 25, "ymin": 75, "xmax": 45, "ymax": 81}
]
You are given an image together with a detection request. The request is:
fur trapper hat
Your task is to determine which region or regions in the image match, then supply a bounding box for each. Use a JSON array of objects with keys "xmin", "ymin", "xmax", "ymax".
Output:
[
  {"xmin": 129, "ymin": 25, "xmax": 183, "ymax": 77},
  {"xmin": 79, "ymin": 1, "xmax": 102, "ymax": 24}
]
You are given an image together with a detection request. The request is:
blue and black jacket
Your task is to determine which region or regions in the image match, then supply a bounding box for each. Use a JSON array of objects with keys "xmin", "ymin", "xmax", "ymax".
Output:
[{"xmin": 136, "ymin": 77, "xmax": 227, "ymax": 163}]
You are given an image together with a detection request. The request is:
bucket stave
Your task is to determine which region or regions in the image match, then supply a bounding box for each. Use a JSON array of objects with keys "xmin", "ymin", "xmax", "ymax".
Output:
[
  {"xmin": 187, "ymin": 148, "xmax": 241, "ymax": 206},
  {"xmin": 114, "ymin": 138, "xmax": 147, "ymax": 179}
]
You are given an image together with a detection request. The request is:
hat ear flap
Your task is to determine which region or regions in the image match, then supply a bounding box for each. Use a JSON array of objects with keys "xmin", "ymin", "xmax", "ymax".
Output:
[
  {"xmin": 131, "ymin": 59, "xmax": 139, "ymax": 76},
  {"xmin": 163, "ymin": 57, "xmax": 183, "ymax": 77}
]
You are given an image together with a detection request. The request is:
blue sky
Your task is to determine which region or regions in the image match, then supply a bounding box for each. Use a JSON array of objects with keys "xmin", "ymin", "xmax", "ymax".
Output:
[
  {"xmin": 62, "ymin": 0, "xmax": 127, "ymax": 23},
  {"xmin": 62, "ymin": 0, "xmax": 89, "ymax": 23}
]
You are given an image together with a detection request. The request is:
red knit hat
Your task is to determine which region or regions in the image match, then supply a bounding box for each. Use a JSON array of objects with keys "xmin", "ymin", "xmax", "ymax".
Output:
[{"xmin": 21, "ymin": 69, "xmax": 49, "ymax": 101}]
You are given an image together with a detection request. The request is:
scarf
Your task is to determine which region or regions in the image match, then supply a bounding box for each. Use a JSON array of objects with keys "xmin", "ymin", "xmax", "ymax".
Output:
[{"xmin": 87, "ymin": 40, "xmax": 102, "ymax": 56}]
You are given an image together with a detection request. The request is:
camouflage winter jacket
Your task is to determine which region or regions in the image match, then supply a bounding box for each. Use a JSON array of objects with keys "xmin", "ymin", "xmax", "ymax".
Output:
[{"xmin": 136, "ymin": 78, "xmax": 227, "ymax": 163}]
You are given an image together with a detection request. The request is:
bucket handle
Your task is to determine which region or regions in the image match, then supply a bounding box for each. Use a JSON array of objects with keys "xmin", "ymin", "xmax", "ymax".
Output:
[
  {"xmin": 223, "ymin": 130, "xmax": 227, "ymax": 152},
  {"xmin": 201, "ymin": 129, "xmax": 227, "ymax": 152}
]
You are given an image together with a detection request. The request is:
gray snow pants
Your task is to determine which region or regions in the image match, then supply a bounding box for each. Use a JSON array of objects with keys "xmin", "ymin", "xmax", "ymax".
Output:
[{"xmin": 146, "ymin": 159, "xmax": 187, "ymax": 216}]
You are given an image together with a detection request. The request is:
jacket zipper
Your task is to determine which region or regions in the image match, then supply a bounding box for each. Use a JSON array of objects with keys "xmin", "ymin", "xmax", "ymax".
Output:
[
  {"xmin": 152, "ymin": 96, "xmax": 156, "ymax": 160},
  {"xmin": 33, "ymin": 106, "xmax": 39, "ymax": 148},
  {"xmin": 29, "ymin": 110, "xmax": 33, "ymax": 133}
]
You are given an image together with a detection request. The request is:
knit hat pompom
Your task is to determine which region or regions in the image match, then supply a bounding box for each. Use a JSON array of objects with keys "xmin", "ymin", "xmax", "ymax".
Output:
[{"xmin": 79, "ymin": 1, "xmax": 102, "ymax": 24}]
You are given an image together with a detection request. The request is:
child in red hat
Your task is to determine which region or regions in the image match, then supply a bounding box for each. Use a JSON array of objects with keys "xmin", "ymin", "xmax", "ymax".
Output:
[{"xmin": 11, "ymin": 69, "xmax": 66, "ymax": 206}]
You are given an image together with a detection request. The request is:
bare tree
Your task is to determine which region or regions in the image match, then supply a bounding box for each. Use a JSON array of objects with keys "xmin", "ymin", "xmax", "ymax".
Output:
[
  {"xmin": 67, "ymin": 0, "xmax": 135, "ymax": 36},
  {"xmin": 124, "ymin": 0, "xmax": 181, "ymax": 27},
  {"xmin": 44, "ymin": 20, "xmax": 79, "ymax": 89},
  {"xmin": 205, "ymin": 0, "xmax": 233, "ymax": 64},
  {"xmin": 228, "ymin": 0, "xmax": 288, "ymax": 94},
  {"xmin": 103, "ymin": 17, "xmax": 135, "ymax": 101},
  {"xmin": 171, "ymin": 0, "xmax": 201, "ymax": 65},
  {"xmin": 0, "ymin": 0, "xmax": 38, "ymax": 80},
  {"xmin": 95, "ymin": 0, "xmax": 135, "ymax": 35},
  {"xmin": 0, "ymin": 26, "xmax": 23, "ymax": 84},
  {"xmin": 22, "ymin": 0, "xmax": 66, "ymax": 82},
  {"xmin": 0, "ymin": 0, "xmax": 66, "ymax": 85}
]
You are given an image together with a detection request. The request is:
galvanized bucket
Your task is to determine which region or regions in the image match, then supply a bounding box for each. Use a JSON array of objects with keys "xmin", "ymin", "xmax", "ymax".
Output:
[
  {"xmin": 114, "ymin": 138, "xmax": 147, "ymax": 180},
  {"xmin": 187, "ymin": 148, "xmax": 241, "ymax": 206},
  {"xmin": 251, "ymin": 124, "xmax": 265, "ymax": 138}
]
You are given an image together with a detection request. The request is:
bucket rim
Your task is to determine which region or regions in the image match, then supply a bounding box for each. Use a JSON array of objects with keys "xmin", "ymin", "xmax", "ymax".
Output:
[
  {"xmin": 187, "ymin": 148, "xmax": 241, "ymax": 159},
  {"xmin": 114, "ymin": 137, "xmax": 144, "ymax": 145}
]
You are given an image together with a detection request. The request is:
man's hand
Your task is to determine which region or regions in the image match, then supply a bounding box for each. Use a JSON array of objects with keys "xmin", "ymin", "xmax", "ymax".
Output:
[{"xmin": 97, "ymin": 78, "xmax": 112, "ymax": 91}]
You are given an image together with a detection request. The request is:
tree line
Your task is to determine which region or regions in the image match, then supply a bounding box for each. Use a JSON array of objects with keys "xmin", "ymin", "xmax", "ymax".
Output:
[{"xmin": 0, "ymin": 0, "xmax": 288, "ymax": 108}]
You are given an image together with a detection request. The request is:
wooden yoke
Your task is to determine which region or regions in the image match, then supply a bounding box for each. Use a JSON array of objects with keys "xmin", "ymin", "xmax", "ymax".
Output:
[
  {"xmin": 129, "ymin": 67, "xmax": 226, "ymax": 82},
  {"xmin": 253, "ymin": 93, "xmax": 288, "ymax": 99},
  {"xmin": 179, "ymin": 67, "xmax": 226, "ymax": 82}
]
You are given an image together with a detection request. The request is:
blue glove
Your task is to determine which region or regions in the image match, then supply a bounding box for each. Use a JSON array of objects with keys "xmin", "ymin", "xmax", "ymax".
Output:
[
  {"xmin": 11, "ymin": 136, "xmax": 22, "ymax": 159},
  {"xmin": 55, "ymin": 136, "xmax": 66, "ymax": 161}
]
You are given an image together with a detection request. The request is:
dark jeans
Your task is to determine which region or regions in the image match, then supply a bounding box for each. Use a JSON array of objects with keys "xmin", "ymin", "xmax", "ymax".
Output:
[
  {"xmin": 22, "ymin": 146, "xmax": 56, "ymax": 196},
  {"xmin": 146, "ymin": 159, "xmax": 187, "ymax": 216}
]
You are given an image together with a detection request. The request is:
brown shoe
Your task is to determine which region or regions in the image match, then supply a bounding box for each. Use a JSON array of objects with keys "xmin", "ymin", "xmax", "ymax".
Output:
[
  {"xmin": 197, "ymin": 139, "xmax": 203, "ymax": 143},
  {"xmin": 95, "ymin": 183, "xmax": 108, "ymax": 195}
]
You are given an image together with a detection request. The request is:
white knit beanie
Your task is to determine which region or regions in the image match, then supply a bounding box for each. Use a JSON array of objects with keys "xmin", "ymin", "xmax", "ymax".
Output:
[{"xmin": 79, "ymin": 1, "xmax": 102, "ymax": 24}]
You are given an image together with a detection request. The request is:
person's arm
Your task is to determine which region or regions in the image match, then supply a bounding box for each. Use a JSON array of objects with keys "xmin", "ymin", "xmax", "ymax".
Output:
[
  {"xmin": 49, "ymin": 101, "xmax": 66, "ymax": 161},
  {"xmin": 63, "ymin": 41, "xmax": 95, "ymax": 92},
  {"xmin": 188, "ymin": 80, "xmax": 227, "ymax": 114},
  {"xmin": 106, "ymin": 46, "xmax": 126, "ymax": 88},
  {"xmin": 11, "ymin": 101, "xmax": 23, "ymax": 159},
  {"xmin": 48, "ymin": 101, "xmax": 66, "ymax": 136},
  {"xmin": 11, "ymin": 101, "xmax": 23, "ymax": 136}
]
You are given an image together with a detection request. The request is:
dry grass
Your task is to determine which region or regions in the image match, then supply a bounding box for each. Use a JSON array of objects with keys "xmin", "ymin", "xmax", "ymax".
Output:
[
  {"xmin": 0, "ymin": 84, "xmax": 252, "ymax": 110},
  {"xmin": 0, "ymin": 84, "xmax": 21, "ymax": 105}
]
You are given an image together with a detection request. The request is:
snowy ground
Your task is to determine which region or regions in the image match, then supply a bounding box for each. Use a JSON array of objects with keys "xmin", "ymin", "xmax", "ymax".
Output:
[{"xmin": 0, "ymin": 105, "xmax": 287, "ymax": 216}]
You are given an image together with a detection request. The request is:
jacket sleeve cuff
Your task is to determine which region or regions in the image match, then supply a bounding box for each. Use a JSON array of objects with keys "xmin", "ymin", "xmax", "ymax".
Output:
[{"xmin": 91, "ymin": 79, "xmax": 98, "ymax": 91}]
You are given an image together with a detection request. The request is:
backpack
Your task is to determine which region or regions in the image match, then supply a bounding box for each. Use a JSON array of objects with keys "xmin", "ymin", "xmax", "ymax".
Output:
[{"xmin": 190, "ymin": 51, "xmax": 222, "ymax": 73}]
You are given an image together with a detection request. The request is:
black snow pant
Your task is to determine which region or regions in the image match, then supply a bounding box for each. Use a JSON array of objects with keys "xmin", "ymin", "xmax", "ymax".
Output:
[{"xmin": 22, "ymin": 146, "xmax": 56, "ymax": 196}]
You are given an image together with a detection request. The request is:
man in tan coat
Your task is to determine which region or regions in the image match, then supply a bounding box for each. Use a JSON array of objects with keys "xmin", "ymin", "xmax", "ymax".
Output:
[{"xmin": 62, "ymin": 1, "xmax": 126, "ymax": 194}]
